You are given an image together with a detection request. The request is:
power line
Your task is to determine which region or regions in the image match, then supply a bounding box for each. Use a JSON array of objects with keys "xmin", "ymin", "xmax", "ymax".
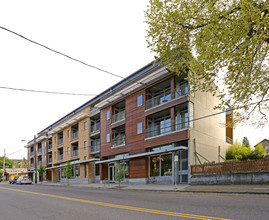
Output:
[
  {"xmin": 0, "ymin": 26, "xmax": 124, "ymax": 79},
  {"xmin": 0, "ymin": 86, "xmax": 97, "ymax": 96}
]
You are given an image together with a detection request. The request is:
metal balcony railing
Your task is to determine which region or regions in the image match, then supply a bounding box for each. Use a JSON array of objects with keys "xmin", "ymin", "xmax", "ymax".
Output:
[
  {"xmin": 37, "ymin": 148, "xmax": 42, "ymax": 155},
  {"xmin": 38, "ymin": 161, "xmax": 42, "ymax": 166},
  {"xmin": 48, "ymin": 158, "xmax": 52, "ymax": 164},
  {"xmin": 30, "ymin": 164, "xmax": 34, "ymax": 168},
  {"xmin": 112, "ymin": 110, "xmax": 125, "ymax": 123},
  {"xmin": 90, "ymin": 143, "xmax": 100, "ymax": 153},
  {"xmin": 58, "ymin": 154, "xmax": 63, "ymax": 161},
  {"xmin": 71, "ymin": 131, "xmax": 79, "ymax": 141},
  {"xmin": 48, "ymin": 144, "xmax": 52, "ymax": 152},
  {"xmin": 146, "ymin": 91, "xmax": 171, "ymax": 110},
  {"xmin": 71, "ymin": 149, "xmax": 79, "ymax": 158},
  {"xmin": 146, "ymin": 86, "xmax": 189, "ymax": 110},
  {"xmin": 90, "ymin": 123, "xmax": 100, "ymax": 133},
  {"xmin": 145, "ymin": 119, "xmax": 189, "ymax": 138},
  {"xmin": 90, "ymin": 107, "xmax": 100, "ymax": 116},
  {"xmin": 30, "ymin": 152, "xmax": 34, "ymax": 157},
  {"xmin": 57, "ymin": 139, "xmax": 63, "ymax": 146},
  {"xmin": 112, "ymin": 136, "xmax": 125, "ymax": 148}
]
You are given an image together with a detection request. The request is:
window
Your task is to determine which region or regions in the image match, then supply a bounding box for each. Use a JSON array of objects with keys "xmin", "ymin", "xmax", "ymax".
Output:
[
  {"xmin": 84, "ymin": 156, "xmax": 87, "ymax": 160},
  {"xmin": 137, "ymin": 94, "xmax": 143, "ymax": 107},
  {"xmin": 84, "ymin": 122, "xmax": 87, "ymax": 130},
  {"xmin": 68, "ymin": 147, "xmax": 70, "ymax": 155},
  {"xmin": 150, "ymin": 154, "xmax": 172, "ymax": 177},
  {"xmin": 137, "ymin": 122, "xmax": 143, "ymax": 134},
  {"xmin": 95, "ymin": 164, "xmax": 100, "ymax": 176},
  {"xmin": 67, "ymin": 130, "xmax": 70, "ymax": 137},
  {"xmin": 84, "ymin": 141, "xmax": 87, "ymax": 150},
  {"xmin": 107, "ymin": 110, "xmax": 110, "ymax": 120},
  {"xmin": 54, "ymin": 137, "xmax": 56, "ymax": 143},
  {"xmin": 106, "ymin": 133, "xmax": 110, "ymax": 142}
]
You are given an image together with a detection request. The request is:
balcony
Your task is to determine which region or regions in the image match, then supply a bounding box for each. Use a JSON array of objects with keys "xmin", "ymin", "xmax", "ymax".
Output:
[
  {"xmin": 58, "ymin": 154, "xmax": 63, "ymax": 161},
  {"xmin": 57, "ymin": 139, "xmax": 63, "ymax": 146},
  {"xmin": 146, "ymin": 83, "xmax": 189, "ymax": 110},
  {"xmin": 90, "ymin": 107, "xmax": 100, "ymax": 116},
  {"xmin": 112, "ymin": 110, "xmax": 125, "ymax": 123},
  {"xmin": 48, "ymin": 144, "xmax": 52, "ymax": 152},
  {"xmin": 38, "ymin": 161, "xmax": 42, "ymax": 166},
  {"xmin": 37, "ymin": 148, "xmax": 42, "ymax": 155},
  {"xmin": 71, "ymin": 131, "xmax": 79, "ymax": 141},
  {"xmin": 90, "ymin": 123, "xmax": 100, "ymax": 134},
  {"xmin": 112, "ymin": 135, "xmax": 125, "ymax": 148},
  {"xmin": 30, "ymin": 164, "xmax": 34, "ymax": 168},
  {"xmin": 90, "ymin": 143, "xmax": 100, "ymax": 154},
  {"xmin": 146, "ymin": 118, "xmax": 189, "ymax": 138},
  {"xmin": 47, "ymin": 157, "xmax": 52, "ymax": 164},
  {"xmin": 30, "ymin": 151, "xmax": 34, "ymax": 157},
  {"xmin": 71, "ymin": 149, "xmax": 79, "ymax": 158}
]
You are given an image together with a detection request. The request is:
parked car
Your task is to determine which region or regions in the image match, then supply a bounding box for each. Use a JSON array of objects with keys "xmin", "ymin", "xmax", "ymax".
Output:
[
  {"xmin": 16, "ymin": 176, "xmax": 32, "ymax": 185},
  {"xmin": 9, "ymin": 176, "xmax": 19, "ymax": 184}
]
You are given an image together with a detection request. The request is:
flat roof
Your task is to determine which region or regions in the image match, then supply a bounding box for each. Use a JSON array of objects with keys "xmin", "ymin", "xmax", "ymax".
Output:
[{"xmin": 38, "ymin": 61, "xmax": 160, "ymax": 134}]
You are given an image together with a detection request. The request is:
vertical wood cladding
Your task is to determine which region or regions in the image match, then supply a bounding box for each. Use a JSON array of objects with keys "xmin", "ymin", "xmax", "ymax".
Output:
[{"xmin": 99, "ymin": 74, "xmax": 190, "ymax": 180}]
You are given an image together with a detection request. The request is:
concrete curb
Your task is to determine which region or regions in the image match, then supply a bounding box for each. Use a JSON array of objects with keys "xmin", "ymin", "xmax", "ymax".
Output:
[{"xmin": 37, "ymin": 183, "xmax": 269, "ymax": 195}]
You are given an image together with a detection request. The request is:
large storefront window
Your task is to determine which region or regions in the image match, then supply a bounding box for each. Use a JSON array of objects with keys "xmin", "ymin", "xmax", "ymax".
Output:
[
  {"xmin": 95, "ymin": 164, "xmax": 100, "ymax": 176},
  {"xmin": 75, "ymin": 165, "xmax": 80, "ymax": 177},
  {"xmin": 150, "ymin": 154, "xmax": 172, "ymax": 177}
]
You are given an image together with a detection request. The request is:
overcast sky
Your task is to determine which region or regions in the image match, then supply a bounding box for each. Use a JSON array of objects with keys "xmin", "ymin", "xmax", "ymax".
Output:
[{"xmin": 0, "ymin": 0, "xmax": 268, "ymax": 159}]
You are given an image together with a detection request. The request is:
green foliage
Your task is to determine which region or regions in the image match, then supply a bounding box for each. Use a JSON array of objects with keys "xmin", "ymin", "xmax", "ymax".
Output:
[
  {"xmin": 0, "ymin": 157, "xmax": 14, "ymax": 169},
  {"xmin": 0, "ymin": 170, "xmax": 3, "ymax": 178},
  {"xmin": 250, "ymin": 143, "xmax": 266, "ymax": 160},
  {"xmin": 37, "ymin": 165, "xmax": 46, "ymax": 180},
  {"xmin": 65, "ymin": 162, "xmax": 73, "ymax": 179},
  {"xmin": 20, "ymin": 158, "xmax": 27, "ymax": 168},
  {"xmin": 145, "ymin": 0, "xmax": 269, "ymax": 124},
  {"xmin": 226, "ymin": 142, "xmax": 266, "ymax": 161},
  {"xmin": 115, "ymin": 162, "xmax": 124, "ymax": 187}
]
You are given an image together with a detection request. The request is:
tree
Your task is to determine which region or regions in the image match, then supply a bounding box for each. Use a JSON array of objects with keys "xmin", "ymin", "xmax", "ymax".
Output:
[
  {"xmin": 65, "ymin": 162, "xmax": 73, "ymax": 186},
  {"xmin": 242, "ymin": 137, "xmax": 250, "ymax": 148},
  {"xmin": 21, "ymin": 158, "xmax": 27, "ymax": 168},
  {"xmin": 37, "ymin": 164, "xmax": 46, "ymax": 182},
  {"xmin": 226, "ymin": 141, "xmax": 266, "ymax": 161},
  {"xmin": 115, "ymin": 162, "xmax": 124, "ymax": 188},
  {"xmin": 145, "ymin": 0, "xmax": 269, "ymax": 125},
  {"xmin": 0, "ymin": 157, "xmax": 14, "ymax": 169}
]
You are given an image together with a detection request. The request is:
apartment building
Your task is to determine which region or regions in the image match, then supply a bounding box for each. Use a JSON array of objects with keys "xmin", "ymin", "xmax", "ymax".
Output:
[
  {"xmin": 95, "ymin": 61, "xmax": 230, "ymax": 184},
  {"xmin": 24, "ymin": 134, "xmax": 48, "ymax": 182},
  {"xmin": 25, "ymin": 61, "xmax": 231, "ymax": 184}
]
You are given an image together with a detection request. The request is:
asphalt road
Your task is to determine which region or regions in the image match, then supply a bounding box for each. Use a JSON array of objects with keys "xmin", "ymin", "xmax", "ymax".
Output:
[{"xmin": 0, "ymin": 183, "xmax": 268, "ymax": 220}]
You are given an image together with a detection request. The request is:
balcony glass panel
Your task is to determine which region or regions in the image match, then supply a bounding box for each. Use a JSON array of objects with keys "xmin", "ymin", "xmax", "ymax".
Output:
[
  {"xmin": 112, "ymin": 135, "xmax": 125, "ymax": 147},
  {"xmin": 112, "ymin": 110, "xmax": 125, "ymax": 123},
  {"xmin": 146, "ymin": 89, "xmax": 171, "ymax": 109},
  {"xmin": 71, "ymin": 149, "xmax": 79, "ymax": 158},
  {"xmin": 58, "ymin": 154, "xmax": 63, "ymax": 161},
  {"xmin": 71, "ymin": 131, "xmax": 78, "ymax": 141},
  {"xmin": 57, "ymin": 139, "xmax": 63, "ymax": 146}
]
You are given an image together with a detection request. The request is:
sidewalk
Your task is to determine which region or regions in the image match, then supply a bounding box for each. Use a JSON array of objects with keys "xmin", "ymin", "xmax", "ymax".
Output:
[{"xmin": 38, "ymin": 181, "xmax": 269, "ymax": 195}]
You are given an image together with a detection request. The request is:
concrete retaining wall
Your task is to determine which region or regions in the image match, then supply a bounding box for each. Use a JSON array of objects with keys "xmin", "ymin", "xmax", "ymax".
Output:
[{"xmin": 190, "ymin": 172, "xmax": 269, "ymax": 185}]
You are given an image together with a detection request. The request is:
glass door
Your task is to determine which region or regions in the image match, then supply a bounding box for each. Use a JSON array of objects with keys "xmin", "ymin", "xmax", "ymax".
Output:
[{"xmin": 109, "ymin": 164, "xmax": 115, "ymax": 182}]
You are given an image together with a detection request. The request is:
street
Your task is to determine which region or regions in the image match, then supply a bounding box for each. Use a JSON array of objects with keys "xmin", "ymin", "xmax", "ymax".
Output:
[{"xmin": 0, "ymin": 183, "xmax": 268, "ymax": 220}]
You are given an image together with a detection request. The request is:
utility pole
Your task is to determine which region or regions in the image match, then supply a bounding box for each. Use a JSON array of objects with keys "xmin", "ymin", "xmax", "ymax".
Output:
[
  {"xmin": 34, "ymin": 135, "xmax": 37, "ymax": 184},
  {"xmin": 3, "ymin": 148, "xmax": 6, "ymax": 181}
]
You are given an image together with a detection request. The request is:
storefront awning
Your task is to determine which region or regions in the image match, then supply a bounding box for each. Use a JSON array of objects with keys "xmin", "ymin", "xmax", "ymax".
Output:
[
  {"xmin": 96, "ymin": 146, "xmax": 188, "ymax": 164},
  {"xmin": 46, "ymin": 158, "xmax": 99, "ymax": 170}
]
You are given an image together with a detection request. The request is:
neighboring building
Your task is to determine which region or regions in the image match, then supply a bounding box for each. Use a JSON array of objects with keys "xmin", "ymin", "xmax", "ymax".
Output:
[
  {"xmin": 3, "ymin": 168, "xmax": 27, "ymax": 181},
  {"xmin": 255, "ymin": 139, "xmax": 269, "ymax": 155},
  {"xmin": 24, "ymin": 61, "xmax": 230, "ymax": 184},
  {"xmin": 24, "ymin": 135, "xmax": 48, "ymax": 182}
]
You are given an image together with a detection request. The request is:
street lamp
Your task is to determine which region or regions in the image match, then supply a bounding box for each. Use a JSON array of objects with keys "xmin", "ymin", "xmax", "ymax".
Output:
[{"xmin": 22, "ymin": 135, "xmax": 37, "ymax": 184}]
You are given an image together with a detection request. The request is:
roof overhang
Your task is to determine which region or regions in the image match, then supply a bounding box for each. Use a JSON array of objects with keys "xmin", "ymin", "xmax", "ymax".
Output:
[
  {"xmin": 45, "ymin": 158, "xmax": 99, "ymax": 170},
  {"xmin": 95, "ymin": 67, "xmax": 168, "ymax": 109},
  {"xmin": 96, "ymin": 146, "xmax": 188, "ymax": 164},
  {"xmin": 48, "ymin": 112, "xmax": 89, "ymax": 135},
  {"xmin": 24, "ymin": 135, "xmax": 47, "ymax": 148}
]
